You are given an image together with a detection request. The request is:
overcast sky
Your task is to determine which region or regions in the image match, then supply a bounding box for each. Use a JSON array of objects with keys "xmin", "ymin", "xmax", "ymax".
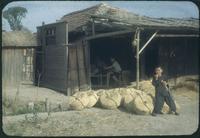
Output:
[{"xmin": 2, "ymin": 1, "xmax": 199, "ymax": 32}]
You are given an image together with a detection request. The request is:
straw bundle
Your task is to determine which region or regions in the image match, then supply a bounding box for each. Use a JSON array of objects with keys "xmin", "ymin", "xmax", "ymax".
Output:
[
  {"xmin": 69, "ymin": 92, "xmax": 89, "ymax": 110},
  {"xmin": 119, "ymin": 88, "xmax": 137, "ymax": 106},
  {"xmin": 86, "ymin": 91, "xmax": 99, "ymax": 108},
  {"xmin": 99, "ymin": 89, "xmax": 122, "ymax": 109},
  {"xmin": 122, "ymin": 90, "xmax": 138, "ymax": 112},
  {"xmin": 133, "ymin": 93, "xmax": 154, "ymax": 115},
  {"xmin": 122, "ymin": 89, "xmax": 154, "ymax": 115},
  {"xmin": 139, "ymin": 80, "xmax": 155, "ymax": 98}
]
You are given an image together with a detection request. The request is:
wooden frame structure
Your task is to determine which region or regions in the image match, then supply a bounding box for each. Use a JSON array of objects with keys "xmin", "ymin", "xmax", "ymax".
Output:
[{"xmin": 36, "ymin": 3, "xmax": 199, "ymax": 94}]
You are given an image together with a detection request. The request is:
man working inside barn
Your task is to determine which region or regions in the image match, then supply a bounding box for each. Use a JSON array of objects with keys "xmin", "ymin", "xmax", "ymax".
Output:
[
  {"xmin": 104, "ymin": 57, "xmax": 122, "ymax": 87},
  {"xmin": 151, "ymin": 67, "xmax": 179, "ymax": 116}
]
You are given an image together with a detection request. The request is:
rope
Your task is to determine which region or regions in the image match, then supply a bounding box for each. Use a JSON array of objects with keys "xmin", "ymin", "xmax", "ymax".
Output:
[
  {"xmin": 103, "ymin": 89, "xmax": 119, "ymax": 107},
  {"xmin": 72, "ymin": 95, "xmax": 85, "ymax": 108},
  {"xmin": 129, "ymin": 88, "xmax": 152, "ymax": 112},
  {"xmin": 88, "ymin": 92, "xmax": 98, "ymax": 101}
]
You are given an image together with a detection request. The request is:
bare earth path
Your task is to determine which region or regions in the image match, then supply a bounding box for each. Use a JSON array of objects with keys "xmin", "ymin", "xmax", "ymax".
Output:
[{"xmin": 3, "ymin": 87, "xmax": 199, "ymax": 136}]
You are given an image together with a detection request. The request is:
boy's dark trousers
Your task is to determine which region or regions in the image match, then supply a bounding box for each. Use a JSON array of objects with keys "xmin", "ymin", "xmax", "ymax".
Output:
[{"xmin": 153, "ymin": 90, "xmax": 176, "ymax": 113}]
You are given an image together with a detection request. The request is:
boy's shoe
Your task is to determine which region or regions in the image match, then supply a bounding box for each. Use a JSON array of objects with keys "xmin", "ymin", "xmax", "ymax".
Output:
[
  {"xmin": 151, "ymin": 112, "xmax": 157, "ymax": 116},
  {"xmin": 168, "ymin": 111, "xmax": 180, "ymax": 115},
  {"xmin": 175, "ymin": 112, "xmax": 180, "ymax": 116}
]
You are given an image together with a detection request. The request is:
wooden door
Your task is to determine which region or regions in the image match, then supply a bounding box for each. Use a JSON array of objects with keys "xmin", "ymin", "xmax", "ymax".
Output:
[{"xmin": 67, "ymin": 40, "xmax": 90, "ymax": 95}]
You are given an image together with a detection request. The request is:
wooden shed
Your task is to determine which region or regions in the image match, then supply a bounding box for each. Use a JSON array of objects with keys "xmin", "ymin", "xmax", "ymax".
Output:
[
  {"xmin": 2, "ymin": 31, "xmax": 38, "ymax": 88},
  {"xmin": 36, "ymin": 3, "xmax": 199, "ymax": 95}
]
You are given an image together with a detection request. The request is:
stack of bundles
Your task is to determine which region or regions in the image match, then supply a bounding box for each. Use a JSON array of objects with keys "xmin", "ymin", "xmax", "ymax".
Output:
[
  {"xmin": 139, "ymin": 80, "xmax": 155, "ymax": 98},
  {"xmin": 69, "ymin": 91, "xmax": 98, "ymax": 110},
  {"xmin": 121, "ymin": 88, "xmax": 154, "ymax": 115},
  {"xmin": 98, "ymin": 89, "xmax": 122, "ymax": 109}
]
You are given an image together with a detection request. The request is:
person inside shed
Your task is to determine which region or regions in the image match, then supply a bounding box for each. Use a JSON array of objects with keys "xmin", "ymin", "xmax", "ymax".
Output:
[
  {"xmin": 104, "ymin": 57, "xmax": 122, "ymax": 86},
  {"xmin": 151, "ymin": 66, "xmax": 179, "ymax": 116}
]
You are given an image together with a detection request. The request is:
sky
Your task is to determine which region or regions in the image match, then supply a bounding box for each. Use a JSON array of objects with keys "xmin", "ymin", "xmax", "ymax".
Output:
[{"xmin": 2, "ymin": 1, "xmax": 199, "ymax": 32}]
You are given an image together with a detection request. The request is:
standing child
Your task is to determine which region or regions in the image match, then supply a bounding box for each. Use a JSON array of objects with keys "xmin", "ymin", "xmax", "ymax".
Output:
[{"xmin": 151, "ymin": 67, "xmax": 179, "ymax": 116}]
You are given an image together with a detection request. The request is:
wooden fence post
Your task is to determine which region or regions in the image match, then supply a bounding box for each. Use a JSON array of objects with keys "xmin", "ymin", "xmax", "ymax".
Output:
[{"xmin": 136, "ymin": 29, "xmax": 140, "ymax": 89}]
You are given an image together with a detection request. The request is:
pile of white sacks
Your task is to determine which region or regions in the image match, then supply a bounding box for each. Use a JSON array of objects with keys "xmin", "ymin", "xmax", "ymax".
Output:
[{"xmin": 69, "ymin": 81, "xmax": 180, "ymax": 115}]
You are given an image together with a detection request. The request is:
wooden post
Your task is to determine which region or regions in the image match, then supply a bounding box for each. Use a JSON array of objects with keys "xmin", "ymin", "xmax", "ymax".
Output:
[
  {"xmin": 65, "ymin": 22, "xmax": 70, "ymax": 96},
  {"xmin": 75, "ymin": 46, "xmax": 80, "ymax": 91},
  {"xmin": 92, "ymin": 18, "xmax": 95, "ymax": 36},
  {"xmin": 66, "ymin": 22, "xmax": 68, "ymax": 45},
  {"xmin": 136, "ymin": 29, "xmax": 140, "ymax": 89}
]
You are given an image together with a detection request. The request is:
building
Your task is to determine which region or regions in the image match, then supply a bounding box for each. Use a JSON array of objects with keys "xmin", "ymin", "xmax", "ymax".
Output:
[
  {"xmin": 2, "ymin": 31, "xmax": 38, "ymax": 88},
  {"xmin": 36, "ymin": 3, "xmax": 199, "ymax": 95}
]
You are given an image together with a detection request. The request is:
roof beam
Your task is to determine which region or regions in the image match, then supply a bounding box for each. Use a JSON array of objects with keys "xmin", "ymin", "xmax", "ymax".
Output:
[
  {"xmin": 2, "ymin": 46, "xmax": 38, "ymax": 49},
  {"xmin": 156, "ymin": 34, "xmax": 199, "ymax": 37},
  {"xmin": 85, "ymin": 30, "xmax": 134, "ymax": 40}
]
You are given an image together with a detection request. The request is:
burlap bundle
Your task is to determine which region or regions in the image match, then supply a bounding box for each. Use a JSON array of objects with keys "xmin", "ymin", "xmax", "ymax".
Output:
[
  {"xmin": 69, "ymin": 91, "xmax": 99, "ymax": 110},
  {"xmin": 139, "ymin": 80, "xmax": 155, "ymax": 98},
  {"xmin": 122, "ymin": 88, "xmax": 154, "ymax": 115},
  {"xmin": 132, "ymin": 93, "xmax": 154, "ymax": 115},
  {"xmin": 68, "ymin": 92, "xmax": 89, "ymax": 110},
  {"xmin": 122, "ymin": 89, "xmax": 138, "ymax": 112},
  {"xmin": 99, "ymin": 89, "xmax": 122, "ymax": 109},
  {"xmin": 86, "ymin": 91, "xmax": 99, "ymax": 108},
  {"xmin": 119, "ymin": 88, "xmax": 137, "ymax": 106},
  {"xmin": 94, "ymin": 89, "xmax": 106, "ymax": 107}
]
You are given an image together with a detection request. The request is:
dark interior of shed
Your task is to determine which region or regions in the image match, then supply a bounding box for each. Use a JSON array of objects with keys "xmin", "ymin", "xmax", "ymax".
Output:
[
  {"xmin": 142, "ymin": 34, "xmax": 199, "ymax": 78},
  {"xmin": 88, "ymin": 30, "xmax": 199, "ymax": 88},
  {"xmin": 157, "ymin": 36, "xmax": 199, "ymax": 78},
  {"xmin": 89, "ymin": 33, "xmax": 136, "ymax": 87}
]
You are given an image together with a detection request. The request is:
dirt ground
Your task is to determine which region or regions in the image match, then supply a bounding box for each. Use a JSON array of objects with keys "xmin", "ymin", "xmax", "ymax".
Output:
[{"xmin": 2, "ymin": 84, "xmax": 199, "ymax": 136}]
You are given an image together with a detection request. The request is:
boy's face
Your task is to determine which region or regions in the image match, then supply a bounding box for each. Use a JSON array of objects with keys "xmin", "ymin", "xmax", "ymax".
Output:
[{"xmin": 155, "ymin": 68, "xmax": 162, "ymax": 76}]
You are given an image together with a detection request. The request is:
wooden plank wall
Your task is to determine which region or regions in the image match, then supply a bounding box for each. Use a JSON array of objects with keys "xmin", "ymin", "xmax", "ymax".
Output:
[
  {"xmin": 43, "ymin": 45, "xmax": 68, "ymax": 93},
  {"xmin": 67, "ymin": 40, "xmax": 90, "ymax": 95},
  {"xmin": 38, "ymin": 22, "xmax": 90, "ymax": 94},
  {"xmin": 83, "ymin": 41, "xmax": 91, "ymax": 88},
  {"xmin": 2, "ymin": 48, "xmax": 24, "ymax": 88},
  {"xmin": 68, "ymin": 46, "xmax": 79, "ymax": 94},
  {"xmin": 38, "ymin": 22, "xmax": 69, "ymax": 93},
  {"xmin": 76, "ymin": 41, "xmax": 89, "ymax": 90}
]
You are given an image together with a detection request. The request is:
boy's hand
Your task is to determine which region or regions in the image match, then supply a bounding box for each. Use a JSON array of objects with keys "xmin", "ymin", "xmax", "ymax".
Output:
[
  {"xmin": 154, "ymin": 74, "xmax": 159, "ymax": 80},
  {"xmin": 161, "ymin": 80, "xmax": 167, "ymax": 86}
]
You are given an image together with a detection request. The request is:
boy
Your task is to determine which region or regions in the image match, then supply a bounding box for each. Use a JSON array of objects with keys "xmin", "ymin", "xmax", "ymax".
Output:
[{"xmin": 151, "ymin": 67, "xmax": 179, "ymax": 116}]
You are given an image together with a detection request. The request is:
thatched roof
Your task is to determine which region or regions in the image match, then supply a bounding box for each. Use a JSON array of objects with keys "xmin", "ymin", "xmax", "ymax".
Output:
[
  {"xmin": 59, "ymin": 3, "xmax": 199, "ymax": 33},
  {"xmin": 2, "ymin": 31, "xmax": 37, "ymax": 47}
]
